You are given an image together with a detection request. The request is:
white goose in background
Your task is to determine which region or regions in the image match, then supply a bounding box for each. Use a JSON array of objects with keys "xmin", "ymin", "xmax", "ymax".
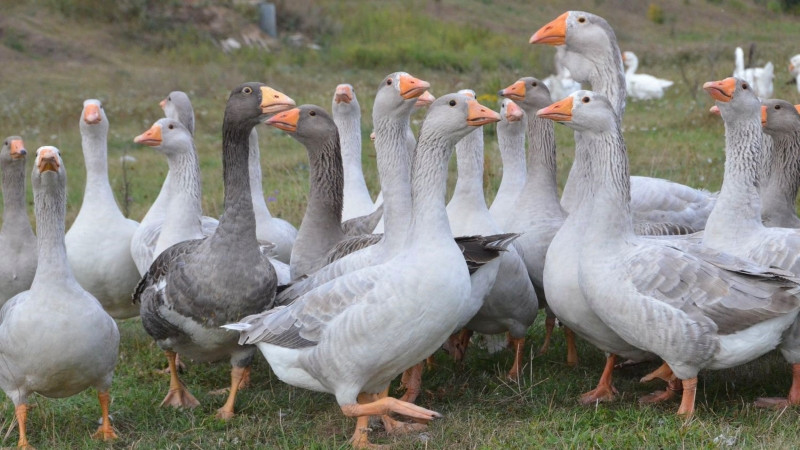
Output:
[
  {"xmin": 225, "ymin": 93, "xmax": 502, "ymax": 448},
  {"xmin": 332, "ymin": 83, "xmax": 378, "ymax": 220},
  {"xmin": 622, "ymin": 51, "xmax": 673, "ymax": 100},
  {"xmin": 733, "ymin": 46, "xmax": 774, "ymax": 99},
  {"xmin": 543, "ymin": 45, "xmax": 582, "ymax": 102},
  {"xmin": 0, "ymin": 146, "xmax": 119, "ymax": 447},
  {"xmin": 789, "ymin": 54, "xmax": 800, "ymax": 93},
  {"xmin": 531, "ymin": 11, "xmax": 716, "ymax": 231},
  {"xmin": 0, "ymin": 137, "xmax": 37, "ymax": 306},
  {"xmin": 445, "ymin": 89, "xmax": 538, "ymax": 380},
  {"xmin": 489, "ymin": 98, "xmax": 526, "ymax": 230},
  {"xmin": 65, "ymin": 99, "xmax": 141, "ymax": 319},
  {"xmin": 760, "ymin": 100, "xmax": 800, "ymax": 228}
]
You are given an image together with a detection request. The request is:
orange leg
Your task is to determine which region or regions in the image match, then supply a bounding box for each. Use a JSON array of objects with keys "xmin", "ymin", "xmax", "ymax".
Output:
[
  {"xmin": 676, "ymin": 377, "xmax": 698, "ymax": 416},
  {"xmin": 755, "ymin": 363, "xmax": 800, "ymax": 408},
  {"xmin": 640, "ymin": 361, "xmax": 674, "ymax": 383},
  {"xmin": 580, "ymin": 354, "xmax": 618, "ymax": 405},
  {"xmin": 443, "ymin": 328, "xmax": 473, "ymax": 362},
  {"xmin": 507, "ymin": 335, "xmax": 525, "ymax": 381},
  {"xmin": 216, "ymin": 366, "xmax": 246, "ymax": 420},
  {"xmin": 379, "ymin": 387, "xmax": 426, "ymax": 435},
  {"xmin": 398, "ymin": 362, "xmax": 424, "ymax": 403},
  {"xmin": 160, "ymin": 350, "xmax": 200, "ymax": 408},
  {"xmin": 91, "ymin": 391, "xmax": 119, "ymax": 441},
  {"xmin": 15, "ymin": 404, "xmax": 29, "ymax": 449},
  {"xmin": 341, "ymin": 396, "xmax": 441, "ymax": 421},
  {"xmin": 158, "ymin": 352, "xmax": 187, "ymax": 374},
  {"xmin": 350, "ymin": 400, "xmax": 372, "ymax": 449},
  {"xmin": 538, "ymin": 316, "xmax": 556, "ymax": 355},
  {"xmin": 564, "ymin": 327, "xmax": 578, "ymax": 367},
  {"xmin": 639, "ymin": 377, "xmax": 682, "ymax": 404},
  {"xmin": 238, "ymin": 366, "xmax": 252, "ymax": 390},
  {"xmin": 425, "ymin": 355, "xmax": 436, "ymax": 370}
]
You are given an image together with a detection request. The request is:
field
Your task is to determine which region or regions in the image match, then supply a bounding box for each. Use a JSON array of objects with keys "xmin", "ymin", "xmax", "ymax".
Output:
[{"xmin": 2, "ymin": 0, "xmax": 800, "ymax": 447}]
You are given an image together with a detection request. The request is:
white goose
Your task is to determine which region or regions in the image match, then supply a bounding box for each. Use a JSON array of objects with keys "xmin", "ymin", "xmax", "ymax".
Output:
[
  {"xmin": 539, "ymin": 90, "xmax": 800, "ymax": 416},
  {"xmin": 488, "ymin": 99, "xmax": 526, "ymax": 230},
  {"xmin": 0, "ymin": 146, "xmax": 119, "ymax": 447},
  {"xmin": 65, "ymin": 99, "xmax": 141, "ymax": 319},
  {"xmin": 226, "ymin": 93, "xmax": 501, "ymax": 447},
  {"xmin": 733, "ymin": 46, "xmax": 774, "ymax": 99},
  {"xmin": 790, "ymin": 54, "xmax": 800, "ymax": 93},
  {"xmin": 622, "ymin": 51, "xmax": 673, "ymax": 100},
  {"xmin": 531, "ymin": 11, "xmax": 716, "ymax": 231}
]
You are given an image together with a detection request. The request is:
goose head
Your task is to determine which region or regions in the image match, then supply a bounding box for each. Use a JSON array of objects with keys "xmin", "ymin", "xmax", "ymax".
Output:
[
  {"xmin": 226, "ymin": 82, "xmax": 295, "ymax": 128},
  {"xmin": 703, "ymin": 77, "xmax": 761, "ymax": 121},
  {"xmin": 265, "ymin": 104, "xmax": 339, "ymax": 149},
  {"xmin": 420, "ymin": 93, "xmax": 500, "ymax": 145},
  {"xmin": 762, "ymin": 99, "xmax": 800, "ymax": 136},
  {"xmin": 622, "ymin": 51, "xmax": 638, "ymax": 70},
  {"xmin": 414, "ymin": 90, "xmax": 436, "ymax": 108},
  {"xmin": 32, "ymin": 146, "xmax": 66, "ymax": 190},
  {"xmin": 530, "ymin": 11, "xmax": 619, "ymax": 82},
  {"xmin": 133, "ymin": 118, "xmax": 193, "ymax": 157},
  {"xmin": 498, "ymin": 77, "xmax": 553, "ymax": 112},
  {"xmin": 160, "ymin": 91, "xmax": 195, "ymax": 135},
  {"xmin": 1, "ymin": 136, "xmax": 27, "ymax": 168},
  {"xmin": 537, "ymin": 90, "xmax": 617, "ymax": 133},
  {"xmin": 500, "ymin": 98, "xmax": 524, "ymax": 123},
  {"xmin": 332, "ymin": 83, "xmax": 361, "ymax": 120},
  {"xmin": 79, "ymin": 99, "xmax": 109, "ymax": 135},
  {"xmin": 373, "ymin": 72, "xmax": 430, "ymax": 120}
]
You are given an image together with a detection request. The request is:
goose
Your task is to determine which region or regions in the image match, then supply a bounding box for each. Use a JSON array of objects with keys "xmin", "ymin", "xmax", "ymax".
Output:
[
  {"xmin": 790, "ymin": 54, "xmax": 800, "ymax": 93},
  {"xmin": 540, "ymin": 90, "xmax": 800, "ymax": 416},
  {"xmin": 733, "ymin": 46, "xmax": 774, "ymax": 99},
  {"xmin": 760, "ymin": 100, "xmax": 800, "ymax": 228},
  {"xmin": 622, "ymin": 51, "xmax": 673, "ymax": 100},
  {"xmin": 488, "ymin": 99, "xmax": 526, "ymax": 230},
  {"xmin": 1, "ymin": 146, "xmax": 119, "ymax": 447},
  {"xmin": 332, "ymin": 83, "xmax": 379, "ymax": 221},
  {"xmin": 65, "ymin": 99, "xmax": 141, "ymax": 319},
  {"xmin": 132, "ymin": 83, "xmax": 293, "ymax": 420},
  {"xmin": 225, "ymin": 93, "xmax": 502, "ymax": 447},
  {"xmin": 0, "ymin": 136, "xmax": 37, "ymax": 306},
  {"xmin": 530, "ymin": 11, "xmax": 716, "ymax": 230},
  {"xmin": 444, "ymin": 90, "xmax": 538, "ymax": 379},
  {"xmin": 543, "ymin": 45, "xmax": 582, "ymax": 102}
]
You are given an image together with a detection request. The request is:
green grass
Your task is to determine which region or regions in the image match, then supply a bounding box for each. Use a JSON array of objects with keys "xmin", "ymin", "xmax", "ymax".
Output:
[{"xmin": 2, "ymin": 0, "xmax": 800, "ymax": 447}]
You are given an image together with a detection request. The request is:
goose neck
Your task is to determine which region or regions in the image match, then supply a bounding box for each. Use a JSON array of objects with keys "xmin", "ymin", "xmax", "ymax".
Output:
[
  {"xmin": 303, "ymin": 133, "xmax": 344, "ymax": 230},
  {"xmin": 762, "ymin": 130, "xmax": 800, "ymax": 219},
  {"xmin": 520, "ymin": 113, "xmax": 562, "ymax": 208},
  {"xmin": 585, "ymin": 129, "xmax": 634, "ymax": 240},
  {"xmin": 31, "ymin": 175, "xmax": 73, "ymax": 284},
  {"xmin": 494, "ymin": 122, "xmax": 527, "ymax": 204},
  {"xmin": 587, "ymin": 49, "xmax": 627, "ymax": 118},
  {"xmin": 374, "ymin": 117, "xmax": 413, "ymax": 245},
  {"xmin": 81, "ymin": 129, "xmax": 119, "ymax": 211},
  {"xmin": 248, "ymin": 129, "xmax": 273, "ymax": 221},
  {"xmin": 451, "ymin": 128, "xmax": 488, "ymax": 206},
  {"xmin": 1, "ymin": 160, "xmax": 33, "ymax": 232},
  {"xmin": 408, "ymin": 130, "xmax": 457, "ymax": 243},
  {"xmin": 213, "ymin": 122, "xmax": 258, "ymax": 245},
  {"xmin": 334, "ymin": 111, "xmax": 369, "ymax": 190}
]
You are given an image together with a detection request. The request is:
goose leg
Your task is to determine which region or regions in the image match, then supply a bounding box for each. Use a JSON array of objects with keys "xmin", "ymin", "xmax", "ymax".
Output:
[
  {"xmin": 564, "ymin": 327, "xmax": 579, "ymax": 367},
  {"xmin": 15, "ymin": 404, "xmax": 31, "ymax": 449},
  {"xmin": 160, "ymin": 350, "xmax": 200, "ymax": 408},
  {"xmin": 507, "ymin": 335, "xmax": 526, "ymax": 381},
  {"xmin": 157, "ymin": 353, "xmax": 187, "ymax": 374},
  {"xmin": 640, "ymin": 361, "xmax": 674, "ymax": 383},
  {"xmin": 238, "ymin": 366, "xmax": 252, "ymax": 390},
  {"xmin": 538, "ymin": 316, "xmax": 556, "ymax": 355},
  {"xmin": 579, "ymin": 354, "xmax": 618, "ymax": 404},
  {"xmin": 341, "ymin": 396, "xmax": 441, "ymax": 422},
  {"xmin": 91, "ymin": 391, "xmax": 118, "ymax": 441},
  {"xmin": 639, "ymin": 364, "xmax": 682, "ymax": 404},
  {"xmin": 676, "ymin": 377, "xmax": 698, "ymax": 416},
  {"xmin": 754, "ymin": 363, "xmax": 800, "ymax": 408},
  {"xmin": 216, "ymin": 366, "xmax": 246, "ymax": 420},
  {"xmin": 398, "ymin": 362, "xmax": 423, "ymax": 403},
  {"xmin": 379, "ymin": 388, "xmax": 426, "ymax": 435},
  {"xmin": 443, "ymin": 328, "xmax": 473, "ymax": 362}
]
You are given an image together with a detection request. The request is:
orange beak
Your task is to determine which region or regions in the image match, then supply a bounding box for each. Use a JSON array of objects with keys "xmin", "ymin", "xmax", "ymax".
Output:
[
  {"xmin": 84, "ymin": 103, "xmax": 102, "ymax": 124},
  {"xmin": 466, "ymin": 99, "xmax": 501, "ymax": 126},
  {"xmin": 9, "ymin": 139, "xmax": 26, "ymax": 160},
  {"xmin": 530, "ymin": 12, "xmax": 568, "ymax": 45},
  {"xmin": 760, "ymin": 105, "xmax": 767, "ymax": 126},
  {"xmin": 537, "ymin": 96, "xmax": 574, "ymax": 122},
  {"xmin": 266, "ymin": 107, "xmax": 300, "ymax": 133},
  {"xmin": 415, "ymin": 90, "xmax": 435, "ymax": 108},
  {"xmin": 159, "ymin": 98, "xmax": 167, "ymax": 110},
  {"xmin": 795, "ymin": 105, "xmax": 800, "ymax": 114},
  {"xmin": 703, "ymin": 78, "xmax": 736, "ymax": 103},
  {"xmin": 37, "ymin": 147, "xmax": 60, "ymax": 172},
  {"xmin": 334, "ymin": 84, "xmax": 353, "ymax": 104},
  {"xmin": 505, "ymin": 101, "xmax": 524, "ymax": 122},
  {"xmin": 399, "ymin": 74, "xmax": 431, "ymax": 99},
  {"xmin": 709, "ymin": 105, "xmax": 721, "ymax": 116},
  {"xmin": 134, "ymin": 124, "xmax": 163, "ymax": 146},
  {"xmin": 498, "ymin": 80, "xmax": 526, "ymax": 102},
  {"xmin": 260, "ymin": 86, "xmax": 296, "ymax": 115}
]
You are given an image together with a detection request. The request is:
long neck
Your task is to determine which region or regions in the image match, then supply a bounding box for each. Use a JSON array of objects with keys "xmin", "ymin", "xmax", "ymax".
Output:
[
  {"xmin": 334, "ymin": 109, "xmax": 370, "ymax": 195},
  {"xmin": 707, "ymin": 114, "xmax": 764, "ymax": 234},
  {"xmin": 31, "ymin": 176, "xmax": 73, "ymax": 285},
  {"xmin": 409, "ymin": 128, "xmax": 457, "ymax": 243},
  {"xmin": 450, "ymin": 128, "xmax": 488, "ymax": 208},
  {"xmin": 248, "ymin": 129, "xmax": 273, "ymax": 221},
  {"xmin": 81, "ymin": 127, "xmax": 120, "ymax": 213},
  {"xmin": 374, "ymin": 115, "xmax": 413, "ymax": 246},
  {"xmin": 587, "ymin": 49, "xmax": 626, "ymax": 119},
  {"xmin": 625, "ymin": 59, "xmax": 637, "ymax": 76},
  {"xmin": 301, "ymin": 134, "xmax": 344, "ymax": 232},
  {"xmin": 586, "ymin": 128, "xmax": 634, "ymax": 240},
  {"xmin": 1, "ymin": 160, "xmax": 34, "ymax": 235},
  {"xmin": 762, "ymin": 130, "xmax": 800, "ymax": 221},
  {"xmin": 520, "ymin": 110, "xmax": 562, "ymax": 212},
  {"xmin": 158, "ymin": 144, "xmax": 204, "ymax": 252},
  {"xmin": 213, "ymin": 119, "xmax": 258, "ymax": 247},
  {"xmin": 494, "ymin": 120, "xmax": 527, "ymax": 203}
]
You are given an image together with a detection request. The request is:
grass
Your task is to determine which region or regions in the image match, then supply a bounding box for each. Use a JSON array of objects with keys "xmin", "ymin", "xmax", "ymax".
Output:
[{"xmin": 2, "ymin": 0, "xmax": 800, "ymax": 447}]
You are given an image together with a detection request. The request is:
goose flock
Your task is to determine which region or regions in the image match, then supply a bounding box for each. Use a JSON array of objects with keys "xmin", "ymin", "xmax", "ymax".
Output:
[{"xmin": 4, "ymin": 8, "xmax": 800, "ymax": 448}]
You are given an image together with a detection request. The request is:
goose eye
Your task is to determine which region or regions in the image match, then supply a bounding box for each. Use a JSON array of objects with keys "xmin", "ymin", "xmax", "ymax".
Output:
[
  {"xmin": 449, "ymin": 100, "xmax": 456, "ymax": 107},
  {"xmin": 309, "ymin": 110, "xmax": 316, "ymax": 116},
  {"xmin": 387, "ymin": 79, "xmax": 393, "ymax": 85},
  {"xmin": 578, "ymin": 17, "xmax": 586, "ymax": 23},
  {"xmin": 582, "ymin": 97, "xmax": 590, "ymax": 103},
  {"xmin": 168, "ymin": 96, "xmax": 171, "ymax": 101},
  {"xmin": 531, "ymin": 81, "xmax": 538, "ymax": 87},
  {"xmin": 742, "ymin": 83, "xmax": 749, "ymax": 90},
  {"xmin": 242, "ymin": 86, "xmax": 253, "ymax": 94},
  {"xmin": 168, "ymin": 124, "xmax": 174, "ymax": 130},
  {"xmin": 775, "ymin": 105, "xmax": 781, "ymax": 110}
]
